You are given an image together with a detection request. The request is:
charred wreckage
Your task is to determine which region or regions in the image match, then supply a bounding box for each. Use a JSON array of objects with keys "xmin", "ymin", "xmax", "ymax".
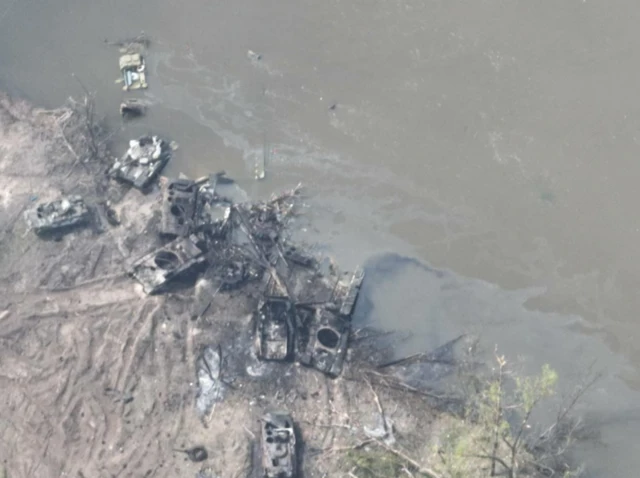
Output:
[
  {"xmin": 25, "ymin": 133, "xmax": 364, "ymax": 478},
  {"xmin": 259, "ymin": 411, "xmax": 297, "ymax": 478},
  {"xmin": 24, "ymin": 139, "xmax": 364, "ymax": 379},
  {"xmin": 125, "ymin": 169, "xmax": 365, "ymax": 378}
]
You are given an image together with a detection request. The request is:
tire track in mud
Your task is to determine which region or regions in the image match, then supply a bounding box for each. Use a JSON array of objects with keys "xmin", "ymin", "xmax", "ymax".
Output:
[
  {"xmin": 0, "ymin": 94, "xmax": 201, "ymax": 478},
  {"xmin": 113, "ymin": 301, "xmax": 159, "ymax": 392},
  {"xmin": 154, "ymin": 310, "xmax": 190, "ymax": 445},
  {"xmin": 0, "ymin": 264, "xmax": 198, "ymax": 478},
  {"xmin": 96, "ymin": 301, "xmax": 161, "ymax": 476},
  {"xmin": 89, "ymin": 299, "xmax": 195, "ymax": 478},
  {"xmin": 1, "ymin": 104, "xmax": 413, "ymax": 475}
]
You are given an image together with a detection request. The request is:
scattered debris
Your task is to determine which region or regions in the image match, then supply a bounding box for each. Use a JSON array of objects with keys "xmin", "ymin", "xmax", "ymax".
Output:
[
  {"xmin": 255, "ymin": 156, "xmax": 266, "ymax": 180},
  {"xmin": 1, "ymin": 90, "xmax": 586, "ymax": 478},
  {"xmin": 161, "ymin": 179, "xmax": 199, "ymax": 238},
  {"xmin": 118, "ymin": 53, "xmax": 148, "ymax": 91},
  {"xmin": 104, "ymin": 32, "xmax": 150, "ymax": 51},
  {"xmin": 363, "ymin": 378, "xmax": 396, "ymax": 446},
  {"xmin": 196, "ymin": 346, "xmax": 227, "ymax": 418},
  {"xmin": 198, "ymin": 170, "xmax": 234, "ymax": 185},
  {"xmin": 217, "ymin": 259, "xmax": 250, "ymax": 290},
  {"xmin": 376, "ymin": 334, "xmax": 480, "ymax": 399},
  {"xmin": 298, "ymin": 308, "xmax": 350, "ymax": 378},
  {"xmin": 255, "ymin": 134, "xmax": 267, "ymax": 180},
  {"xmin": 24, "ymin": 196, "xmax": 91, "ymax": 235},
  {"xmin": 108, "ymin": 135, "xmax": 171, "ymax": 190},
  {"xmin": 102, "ymin": 201, "xmax": 120, "ymax": 226},
  {"xmin": 254, "ymin": 298, "xmax": 295, "ymax": 362},
  {"xmin": 247, "ymin": 50, "xmax": 262, "ymax": 62},
  {"xmin": 157, "ymin": 173, "xmax": 236, "ymax": 243},
  {"xmin": 175, "ymin": 446, "xmax": 208, "ymax": 462},
  {"xmin": 120, "ymin": 99, "xmax": 147, "ymax": 118},
  {"xmin": 281, "ymin": 243, "xmax": 315, "ymax": 268},
  {"xmin": 258, "ymin": 412, "xmax": 297, "ymax": 478},
  {"xmin": 204, "ymin": 246, "xmax": 262, "ymax": 292},
  {"xmin": 104, "ymin": 387, "xmax": 134, "ymax": 404},
  {"xmin": 336, "ymin": 267, "xmax": 365, "ymax": 317},
  {"xmin": 119, "ymin": 167, "xmax": 361, "ymax": 377},
  {"xmin": 363, "ymin": 415, "xmax": 396, "ymax": 445},
  {"xmin": 195, "ymin": 468, "xmax": 221, "ymax": 478},
  {"xmin": 194, "ymin": 175, "xmax": 232, "ymax": 240},
  {"xmin": 129, "ymin": 235, "xmax": 207, "ymax": 294}
]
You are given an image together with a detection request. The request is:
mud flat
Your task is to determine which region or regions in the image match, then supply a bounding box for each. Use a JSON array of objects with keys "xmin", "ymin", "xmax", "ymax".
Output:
[{"xmin": 0, "ymin": 93, "xmax": 462, "ymax": 478}]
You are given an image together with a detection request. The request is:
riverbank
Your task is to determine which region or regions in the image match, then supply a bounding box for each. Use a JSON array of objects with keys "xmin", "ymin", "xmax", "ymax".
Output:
[
  {"xmin": 0, "ymin": 92, "xmax": 591, "ymax": 478},
  {"xmin": 0, "ymin": 93, "xmax": 448, "ymax": 478}
]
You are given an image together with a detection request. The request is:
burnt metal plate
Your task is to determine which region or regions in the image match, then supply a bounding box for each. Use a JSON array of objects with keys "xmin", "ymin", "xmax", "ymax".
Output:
[
  {"xmin": 297, "ymin": 309, "xmax": 350, "ymax": 378},
  {"xmin": 259, "ymin": 412, "xmax": 297, "ymax": 478},
  {"xmin": 254, "ymin": 300, "xmax": 295, "ymax": 362}
]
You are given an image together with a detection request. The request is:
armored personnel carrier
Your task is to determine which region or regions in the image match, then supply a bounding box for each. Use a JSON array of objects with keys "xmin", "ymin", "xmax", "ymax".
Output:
[
  {"xmin": 258, "ymin": 412, "xmax": 297, "ymax": 478},
  {"xmin": 24, "ymin": 196, "xmax": 90, "ymax": 235}
]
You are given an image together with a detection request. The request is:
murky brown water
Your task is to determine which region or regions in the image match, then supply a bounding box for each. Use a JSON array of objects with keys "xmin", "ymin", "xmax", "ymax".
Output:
[{"xmin": 2, "ymin": 0, "xmax": 640, "ymax": 475}]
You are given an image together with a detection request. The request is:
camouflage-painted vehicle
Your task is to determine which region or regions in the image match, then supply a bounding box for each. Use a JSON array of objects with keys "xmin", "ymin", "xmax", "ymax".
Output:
[
  {"xmin": 24, "ymin": 196, "xmax": 90, "ymax": 235},
  {"xmin": 108, "ymin": 135, "xmax": 171, "ymax": 190},
  {"xmin": 118, "ymin": 53, "xmax": 147, "ymax": 91}
]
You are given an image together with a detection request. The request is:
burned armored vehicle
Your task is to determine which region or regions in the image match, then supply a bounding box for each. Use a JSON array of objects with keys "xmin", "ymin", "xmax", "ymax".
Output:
[
  {"xmin": 193, "ymin": 174, "xmax": 232, "ymax": 240},
  {"xmin": 129, "ymin": 235, "xmax": 207, "ymax": 294},
  {"xmin": 258, "ymin": 412, "xmax": 297, "ymax": 478},
  {"xmin": 334, "ymin": 267, "xmax": 365, "ymax": 317},
  {"xmin": 202, "ymin": 243, "xmax": 264, "ymax": 292},
  {"xmin": 296, "ymin": 268, "xmax": 364, "ymax": 377},
  {"xmin": 24, "ymin": 196, "xmax": 91, "ymax": 235},
  {"xmin": 160, "ymin": 178, "xmax": 199, "ymax": 238},
  {"xmin": 120, "ymin": 99, "xmax": 147, "ymax": 119},
  {"xmin": 297, "ymin": 308, "xmax": 351, "ymax": 378},
  {"xmin": 254, "ymin": 299, "xmax": 295, "ymax": 362},
  {"xmin": 108, "ymin": 135, "xmax": 171, "ymax": 190}
]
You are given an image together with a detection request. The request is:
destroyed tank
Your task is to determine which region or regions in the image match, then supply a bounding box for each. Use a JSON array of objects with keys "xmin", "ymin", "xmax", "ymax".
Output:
[
  {"xmin": 297, "ymin": 308, "xmax": 351, "ymax": 378},
  {"xmin": 258, "ymin": 412, "xmax": 297, "ymax": 478},
  {"xmin": 24, "ymin": 196, "xmax": 90, "ymax": 235},
  {"xmin": 295, "ymin": 268, "xmax": 364, "ymax": 377},
  {"xmin": 129, "ymin": 235, "xmax": 208, "ymax": 294}
]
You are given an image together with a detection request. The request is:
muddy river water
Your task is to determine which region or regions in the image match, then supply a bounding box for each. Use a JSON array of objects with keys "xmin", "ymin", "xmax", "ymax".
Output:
[{"xmin": 2, "ymin": 0, "xmax": 640, "ymax": 475}]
